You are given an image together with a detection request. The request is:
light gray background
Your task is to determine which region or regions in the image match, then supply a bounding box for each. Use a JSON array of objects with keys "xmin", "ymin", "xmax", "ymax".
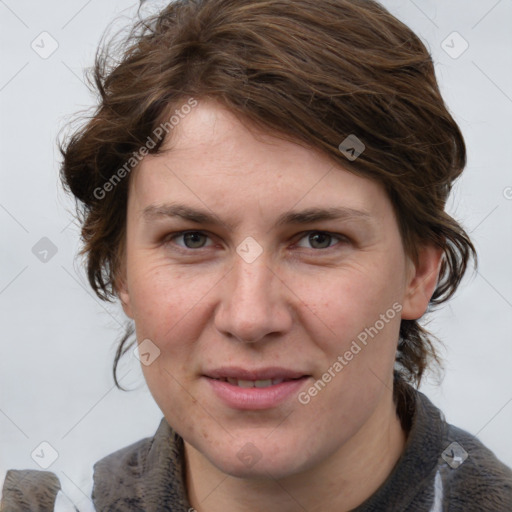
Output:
[{"xmin": 1, "ymin": 1, "xmax": 511, "ymax": 509}]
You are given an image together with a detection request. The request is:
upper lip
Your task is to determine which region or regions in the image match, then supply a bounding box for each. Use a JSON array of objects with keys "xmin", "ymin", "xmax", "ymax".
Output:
[{"xmin": 204, "ymin": 367, "xmax": 309, "ymax": 381}]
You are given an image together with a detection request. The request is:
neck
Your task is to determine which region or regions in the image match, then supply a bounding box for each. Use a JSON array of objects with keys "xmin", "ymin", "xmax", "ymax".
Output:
[{"xmin": 184, "ymin": 390, "xmax": 406, "ymax": 512}]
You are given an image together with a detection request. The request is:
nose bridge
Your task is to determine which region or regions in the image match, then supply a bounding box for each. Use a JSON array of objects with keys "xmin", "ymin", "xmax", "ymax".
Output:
[
  {"xmin": 215, "ymin": 252, "xmax": 291, "ymax": 343},
  {"xmin": 232, "ymin": 255, "xmax": 273, "ymax": 306}
]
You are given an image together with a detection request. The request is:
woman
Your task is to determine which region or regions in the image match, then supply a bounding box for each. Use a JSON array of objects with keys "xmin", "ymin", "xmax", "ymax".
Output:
[{"xmin": 2, "ymin": 0, "xmax": 511, "ymax": 510}]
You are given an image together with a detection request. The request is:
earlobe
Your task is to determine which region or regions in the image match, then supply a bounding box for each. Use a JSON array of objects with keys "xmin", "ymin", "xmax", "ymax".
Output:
[{"xmin": 401, "ymin": 245, "xmax": 444, "ymax": 320}]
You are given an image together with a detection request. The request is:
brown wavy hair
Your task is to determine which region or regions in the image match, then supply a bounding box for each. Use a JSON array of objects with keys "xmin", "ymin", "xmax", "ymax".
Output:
[{"xmin": 58, "ymin": 0, "xmax": 477, "ymax": 398}]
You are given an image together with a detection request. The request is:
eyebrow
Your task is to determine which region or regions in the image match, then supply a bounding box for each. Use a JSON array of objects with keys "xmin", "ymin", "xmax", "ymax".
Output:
[{"xmin": 141, "ymin": 203, "xmax": 374, "ymax": 231}]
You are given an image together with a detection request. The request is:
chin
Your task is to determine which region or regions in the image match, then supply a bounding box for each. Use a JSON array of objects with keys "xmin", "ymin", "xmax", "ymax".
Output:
[{"xmin": 198, "ymin": 438, "xmax": 316, "ymax": 480}]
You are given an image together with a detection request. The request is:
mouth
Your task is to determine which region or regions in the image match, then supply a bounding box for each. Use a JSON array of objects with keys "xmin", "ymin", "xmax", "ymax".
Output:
[
  {"xmin": 210, "ymin": 376, "xmax": 304, "ymax": 388},
  {"xmin": 203, "ymin": 367, "xmax": 311, "ymax": 409}
]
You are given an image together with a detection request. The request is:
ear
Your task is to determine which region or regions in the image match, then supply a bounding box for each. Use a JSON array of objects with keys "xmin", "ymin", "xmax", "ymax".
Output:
[
  {"xmin": 115, "ymin": 271, "xmax": 134, "ymax": 320},
  {"xmin": 401, "ymin": 244, "xmax": 443, "ymax": 320}
]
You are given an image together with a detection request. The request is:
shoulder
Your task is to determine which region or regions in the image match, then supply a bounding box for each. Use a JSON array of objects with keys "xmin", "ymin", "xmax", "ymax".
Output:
[
  {"xmin": 91, "ymin": 417, "xmax": 188, "ymax": 511},
  {"xmin": 1, "ymin": 469, "xmax": 62, "ymax": 511},
  {"xmin": 0, "ymin": 422, "xmax": 169, "ymax": 512},
  {"xmin": 93, "ymin": 432, "xmax": 155, "ymax": 477},
  {"xmin": 92, "ymin": 417, "xmax": 172, "ymax": 483},
  {"xmin": 89, "ymin": 436, "xmax": 154, "ymax": 511},
  {"xmin": 90, "ymin": 429, "xmax": 156, "ymax": 503},
  {"xmin": 439, "ymin": 422, "xmax": 512, "ymax": 511},
  {"xmin": 392, "ymin": 387, "xmax": 512, "ymax": 511}
]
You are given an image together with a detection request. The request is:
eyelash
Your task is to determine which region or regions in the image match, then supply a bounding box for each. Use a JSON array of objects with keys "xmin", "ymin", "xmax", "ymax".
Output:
[{"xmin": 162, "ymin": 230, "xmax": 350, "ymax": 254}]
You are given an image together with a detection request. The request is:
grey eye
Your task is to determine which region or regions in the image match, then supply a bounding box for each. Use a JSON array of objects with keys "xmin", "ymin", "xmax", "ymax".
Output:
[
  {"xmin": 296, "ymin": 232, "xmax": 339, "ymax": 249},
  {"xmin": 181, "ymin": 232, "xmax": 209, "ymax": 249}
]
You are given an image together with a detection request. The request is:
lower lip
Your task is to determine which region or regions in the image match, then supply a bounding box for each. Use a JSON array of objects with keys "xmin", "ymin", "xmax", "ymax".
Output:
[{"xmin": 205, "ymin": 377, "xmax": 310, "ymax": 410}]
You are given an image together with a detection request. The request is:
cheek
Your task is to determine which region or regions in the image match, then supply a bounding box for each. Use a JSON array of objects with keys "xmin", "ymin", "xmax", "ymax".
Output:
[
  {"xmin": 127, "ymin": 258, "xmax": 218, "ymax": 336},
  {"xmin": 297, "ymin": 260, "xmax": 404, "ymax": 340},
  {"xmin": 294, "ymin": 261, "xmax": 404, "ymax": 401},
  {"xmin": 141, "ymin": 360, "xmax": 205, "ymax": 441}
]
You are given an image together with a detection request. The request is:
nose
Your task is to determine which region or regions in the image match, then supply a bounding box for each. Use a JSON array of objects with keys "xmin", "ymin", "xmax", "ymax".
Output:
[{"xmin": 213, "ymin": 254, "xmax": 293, "ymax": 344}]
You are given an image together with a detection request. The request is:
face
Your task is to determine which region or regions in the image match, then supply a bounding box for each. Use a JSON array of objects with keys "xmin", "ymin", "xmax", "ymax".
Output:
[{"xmin": 118, "ymin": 99, "xmax": 439, "ymax": 479}]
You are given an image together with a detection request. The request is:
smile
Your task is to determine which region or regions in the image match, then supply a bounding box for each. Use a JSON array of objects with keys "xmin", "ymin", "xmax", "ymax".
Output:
[
  {"xmin": 203, "ymin": 368, "xmax": 311, "ymax": 409},
  {"xmin": 212, "ymin": 377, "xmax": 295, "ymax": 388}
]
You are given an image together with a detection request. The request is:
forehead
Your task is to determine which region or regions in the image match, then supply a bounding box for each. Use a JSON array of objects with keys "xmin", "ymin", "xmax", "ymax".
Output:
[{"xmin": 129, "ymin": 99, "xmax": 392, "ymax": 224}]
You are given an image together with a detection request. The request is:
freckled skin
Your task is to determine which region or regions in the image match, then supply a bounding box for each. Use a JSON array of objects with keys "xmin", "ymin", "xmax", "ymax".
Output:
[{"xmin": 118, "ymin": 99, "xmax": 442, "ymax": 511}]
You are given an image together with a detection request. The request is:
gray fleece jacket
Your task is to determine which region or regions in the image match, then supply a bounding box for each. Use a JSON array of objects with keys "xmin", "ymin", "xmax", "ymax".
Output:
[{"xmin": 2, "ymin": 386, "xmax": 512, "ymax": 511}]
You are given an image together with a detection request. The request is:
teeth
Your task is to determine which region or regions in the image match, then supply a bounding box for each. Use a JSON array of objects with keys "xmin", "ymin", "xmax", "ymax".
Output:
[
  {"xmin": 238, "ymin": 379, "xmax": 257, "ymax": 388},
  {"xmin": 224, "ymin": 378, "xmax": 288, "ymax": 388},
  {"xmin": 254, "ymin": 379, "xmax": 273, "ymax": 388}
]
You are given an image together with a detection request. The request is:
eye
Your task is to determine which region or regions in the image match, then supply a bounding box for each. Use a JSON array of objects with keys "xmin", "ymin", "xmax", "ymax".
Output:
[
  {"xmin": 163, "ymin": 230, "xmax": 348, "ymax": 253},
  {"xmin": 294, "ymin": 231, "xmax": 348, "ymax": 250},
  {"xmin": 165, "ymin": 231, "xmax": 213, "ymax": 249}
]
